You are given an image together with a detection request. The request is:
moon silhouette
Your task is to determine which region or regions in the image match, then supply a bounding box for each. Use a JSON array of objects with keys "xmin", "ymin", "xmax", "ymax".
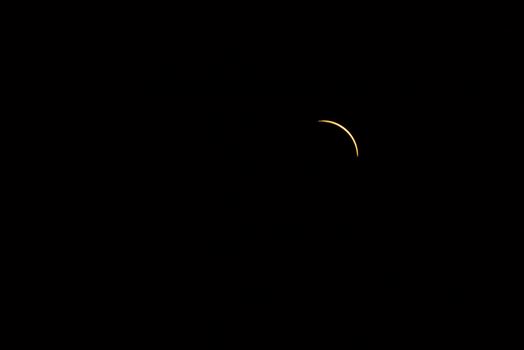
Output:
[{"xmin": 318, "ymin": 120, "xmax": 359, "ymax": 157}]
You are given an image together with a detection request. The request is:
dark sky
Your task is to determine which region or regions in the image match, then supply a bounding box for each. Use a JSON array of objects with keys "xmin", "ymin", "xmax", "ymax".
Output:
[
  {"xmin": 71, "ymin": 72, "xmax": 520, "ymax": 346},
  {"xmin": 27, "ymin": 6, "xmax": 522, "ymax": 346},
  {"xmin": 170, "ymin": 78, "xmax": 521, "ymax": 346},
  {"xmin": 92, "ymin": 82, "xmax": 518, "ymax": 254}
]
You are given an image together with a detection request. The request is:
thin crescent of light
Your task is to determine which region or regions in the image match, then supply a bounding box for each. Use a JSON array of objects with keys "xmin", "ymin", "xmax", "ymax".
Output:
[{"xmin": 318, "ymin": 120, "xmax": 359, "ymax": 157}]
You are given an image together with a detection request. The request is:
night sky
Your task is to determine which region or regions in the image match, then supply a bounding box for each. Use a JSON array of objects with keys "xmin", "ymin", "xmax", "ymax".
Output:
[
  {"xmin": 76, "ymin": 75, "xmax": 517, "ymax": 346},
  {"xmin": 21, "ymin": 5, "xmax": 522, "ymax": 347},
  {"xmin": 58, "ymin": 71, "xmax": 520, "ymax": 346},
  {"xmin": 162, "ymin": 79, "xmax": 516, "ymax": 345}
]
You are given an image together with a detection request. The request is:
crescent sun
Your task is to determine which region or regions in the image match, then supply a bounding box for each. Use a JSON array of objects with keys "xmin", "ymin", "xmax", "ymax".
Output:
[{"xmin": 318, "ymin": 120, "xmax": 359, "ymax": 157}]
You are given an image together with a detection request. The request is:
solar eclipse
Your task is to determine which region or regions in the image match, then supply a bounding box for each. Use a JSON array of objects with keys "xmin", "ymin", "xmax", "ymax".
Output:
[{"xmin": 318, "ymin": 120, "xmax": 359, "ymax": 157}]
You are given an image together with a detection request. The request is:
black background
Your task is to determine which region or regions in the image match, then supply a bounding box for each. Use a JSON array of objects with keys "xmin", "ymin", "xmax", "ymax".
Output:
[
  {"xmin": 21, "ymin": 7, "xmax": 522, "ymax": 345},
  {"xmin": 63, "ymin": 76, "xmax": 519, "ymax": 346}
]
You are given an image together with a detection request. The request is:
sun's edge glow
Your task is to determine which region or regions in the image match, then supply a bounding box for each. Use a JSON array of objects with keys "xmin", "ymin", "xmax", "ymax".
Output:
[{"xmin": 318, "ymin": 120, "xmax": 359, "ymax": 157}]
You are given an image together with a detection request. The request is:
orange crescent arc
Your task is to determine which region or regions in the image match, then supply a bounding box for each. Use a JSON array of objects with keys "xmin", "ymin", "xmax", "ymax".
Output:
[{"xmin": 318, "ymin": 120, "xmax": 359, "ymax": 157}]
